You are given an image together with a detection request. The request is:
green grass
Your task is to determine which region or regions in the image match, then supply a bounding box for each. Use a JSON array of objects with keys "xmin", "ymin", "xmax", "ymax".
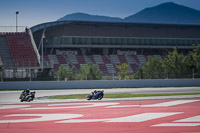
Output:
[
  {"xmin": 48, "ymin": 92, "xmax": 200, "ymax": 99},
  {"xmin": 48, "ymin": 94, "xmax": 89, "ymax": 99}
]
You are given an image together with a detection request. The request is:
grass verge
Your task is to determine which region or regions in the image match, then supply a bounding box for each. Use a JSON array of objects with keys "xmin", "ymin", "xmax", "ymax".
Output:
[{"xmin": 48, "ymin": 92, "xmax": 200, "ymax": 99}]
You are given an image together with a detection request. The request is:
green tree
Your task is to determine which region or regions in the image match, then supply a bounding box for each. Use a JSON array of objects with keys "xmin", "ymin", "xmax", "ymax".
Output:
[
  {"xmin": 141, "ymin": 56, "xmax": 164, "ymax": 79},
  {"xmin": 55, "ymin": 66, "xmax": 77, "ymax": 80},
  {"xmin": 116, "ymin": 63, "xmax": 131, "ymax": 80},
  {"xmin": 193, "ymin": 44, "xmax": 200, "ymax": 77},
  {"xmin": 79, "ymin": 64, "xmax": 102, "ymax": 80},
  {"xmin": 162, "ymin": 48, "xmax": 187, "ymax": 78},
  {"xmin": 186, "ymin": 44, "xmax": 200, "ymax": 78},
  {"xmin": 79, "ymin": 65, "xmax": 90, "ymax": 80}
]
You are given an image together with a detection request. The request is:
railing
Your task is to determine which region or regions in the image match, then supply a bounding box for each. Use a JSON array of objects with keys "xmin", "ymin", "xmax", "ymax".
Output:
[
  {"xmin": 27, "ymin": 28, "xmax": 41, "ymax": 65},
  {"xmin": 0, "ymin": 26, "xmax": 27, "ymax": 32}
]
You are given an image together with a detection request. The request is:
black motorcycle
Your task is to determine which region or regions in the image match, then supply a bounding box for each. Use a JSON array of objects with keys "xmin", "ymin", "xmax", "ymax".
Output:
[
  {"xmin": 19, "ymin": 90, "xmax": 36, "ymax": 102},
  {"xmin": 87, "ymin": 90, "xmax": 104, "ymax": 100}
]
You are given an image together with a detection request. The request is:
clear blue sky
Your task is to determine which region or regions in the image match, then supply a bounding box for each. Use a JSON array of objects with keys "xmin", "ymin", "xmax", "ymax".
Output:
[{"xmin": 0, "ymin": 0, "xmax": 200, "ymax": 27}]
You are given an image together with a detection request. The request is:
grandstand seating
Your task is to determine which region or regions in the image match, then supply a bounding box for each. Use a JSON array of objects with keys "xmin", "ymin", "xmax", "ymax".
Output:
[
  {"xmin": 118, "ymin": 55, "xmax": 127, "ymax": 64},
  {"xmin": 43, "ymin": 54, "xmax": 50, "ymax": 64},
  {"xmin": 86, "ymin": 55, "xmax": 96, "ymax": 64},
  {"xmin": 102, "ymin": 55, "xmax": 111, "ymax": 64},
  {"xmin": 98, "ymin": 64, "xmax": 108, "ymax": 73},
  {"xmin": 131, "ymin": 55, "xmax": 140, "ymax": 64},
  {"xmin": 84, "ymin": 55, "xmax": 93, "ymax": 64},
  {"xmin": 42, "ymin": 53, "xmax": 164, "ymax": 75},
  {"xmin": 129, "ymin": 64, "xmax": 138, "ymax": 73},
  {"xmin": 0, "ymin": 35, "xmax": 14, "ymax": 67},
  {"xmin": 76, "ymin": 55, "xmax": 86, "ymax": 64},
  {"xmin": 5, "ymin": 32, "xmax": 39, "ymax": 67}
]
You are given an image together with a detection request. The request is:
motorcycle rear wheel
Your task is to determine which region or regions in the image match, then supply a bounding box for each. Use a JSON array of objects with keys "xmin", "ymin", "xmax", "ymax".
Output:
[{"xmin": 98, "ymin": 95, "xmax": 103, "ymax": 100}]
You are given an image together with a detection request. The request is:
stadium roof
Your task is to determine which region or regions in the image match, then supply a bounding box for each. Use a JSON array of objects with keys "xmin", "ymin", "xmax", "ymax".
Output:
[
  {"xmin": 31, "ymin": 20, "xmax": 200, "ymax": 39},
  {"xmin": 31, "ymin": 20, "xmax": 200, "ymax": 49}
]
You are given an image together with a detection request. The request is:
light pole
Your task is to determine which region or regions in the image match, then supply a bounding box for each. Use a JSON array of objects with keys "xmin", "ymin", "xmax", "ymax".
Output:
[
  {"xmin": 16, "ymin": 11, "xmax": 19, "ymax": 32},
  {"xmin": 139, "ymin": 63, "xmax": 142, "ymax": 80}
]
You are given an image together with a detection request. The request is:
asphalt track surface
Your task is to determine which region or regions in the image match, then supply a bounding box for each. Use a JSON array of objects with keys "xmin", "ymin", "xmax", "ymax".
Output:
[
  {"xmin": 0, "ymin": 87, "xmax": 200, "ymax": 104},
  {"xmin": 0, "ymin": 87, "xmax": 200, "ymax": 133}
]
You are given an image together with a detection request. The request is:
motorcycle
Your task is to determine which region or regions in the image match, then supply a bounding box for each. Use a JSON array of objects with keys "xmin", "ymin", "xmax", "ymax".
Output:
[
  {"xmin": 19, "ymin": 90, "xmax": 36, "ymax": 102},
  {"xmin": 87, "ymin": 90, "xmax": 104, "ymax": 100}
]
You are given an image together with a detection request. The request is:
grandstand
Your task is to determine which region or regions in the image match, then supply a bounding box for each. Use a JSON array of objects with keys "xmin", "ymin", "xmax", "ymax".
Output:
[
  {"xmin": 1, "ymin": 20, "xmax": 200, "ymax": 79},
  {"xmin": 30, "ymin": 20, "xmax": 200, "ymax": 76},
  {"xmin": 0, "ymin": 29, "xmax": 40, "ymax": 78}
]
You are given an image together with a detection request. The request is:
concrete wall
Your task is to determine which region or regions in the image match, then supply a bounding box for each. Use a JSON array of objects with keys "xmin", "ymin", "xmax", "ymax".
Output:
[{"xmin": 0, "ymin": 79, "xmax": 200, "ymax": 90}]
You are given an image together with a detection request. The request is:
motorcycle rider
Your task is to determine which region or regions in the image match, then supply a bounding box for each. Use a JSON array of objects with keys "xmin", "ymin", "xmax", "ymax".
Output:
[
  {"xmin": 20, "ymin": 89, "xmax": 30, "ymax": 100},
  {"xmin": 20, "ymin": 88, "xmax": 36, "ymax": 102},
  {"xmin": 24, "ymin": 89, "xmax": 30, "ymax": 96}
]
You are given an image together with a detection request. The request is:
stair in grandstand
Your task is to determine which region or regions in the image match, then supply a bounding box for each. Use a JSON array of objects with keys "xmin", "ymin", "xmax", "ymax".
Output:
[
  {"xmin": 137, "ymin": 55, "xmax": 147, "ymax": 65},
  {"xmin": 48, "ymin": 55, "xmax": 59, "ymax": 64},
  {"xmin": 67, "ymin": 55, "xmax": 78, "ymax": 64},
  {"xmin": 93, "ymin": 55, "xmax": 104, "ymax": 64},
  {"xmin": 0, "ymin": 35, "xmax": 14, "ymax": 68},
  {"xmin": 153, "ymin": 55, "xmax": 162, "ymax": 60},
  {"xmin": 84, "ymin": 55, "xmax": 93, "ymax": 64},
  {"xmin": 106, "ymin": 64, "xmax": 116, "ymax": 73},
  {"xmin": 125, "ymin": 55, "xmax": 139, "ymax": 66},
  {"xmin": 109, "ymin": 55, "xmax": 120, "ymax": 64}
]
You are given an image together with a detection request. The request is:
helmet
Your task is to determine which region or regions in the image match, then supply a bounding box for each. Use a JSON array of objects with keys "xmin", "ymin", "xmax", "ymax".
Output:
[{"xmin": 26, "ymin": 89, "xmax": 30, "ymax": 93}]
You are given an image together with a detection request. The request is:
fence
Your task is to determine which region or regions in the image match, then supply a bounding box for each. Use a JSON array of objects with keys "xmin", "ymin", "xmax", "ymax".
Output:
[{"xmin": 0, "ymin": 79, "xmax": 200, "ymax": 90}]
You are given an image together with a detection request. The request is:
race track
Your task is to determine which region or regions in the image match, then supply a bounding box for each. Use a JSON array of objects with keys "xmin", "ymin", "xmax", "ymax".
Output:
[
  {"xmin": 0, "ymin": 99, "xmax": 200, "ymax": 133},
  {"xmin": 0, "ymin": 87, "xmax": 200, "ymax": 133}
]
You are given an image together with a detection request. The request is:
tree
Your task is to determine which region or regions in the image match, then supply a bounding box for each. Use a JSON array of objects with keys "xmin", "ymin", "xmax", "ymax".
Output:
[
  {"xmin": 79, "ymin": 65, "xmax": 90, "ymax": 80},
  {"xmin": 162, "ymin": 48, "xmax": 187, "ymax": 78},
  {"xmin": 141, "ymin": 56, "xmax": 164, "ymax": 79},
  {"xmin": 79, "ymin": 64, "xmax": 102, "ymax": 80},
  {"xmin": 55, "ymin": 66, "xmax": 77, "ymax": 81},
  {"xmin": 116, "ymin": 63, "xmax": 131, "ymax": 80},
  {"xmin": 186, "ymin": 44, "xmax": 200, "ymax": 78},
  {"xmin": 88, "ymin": 64, "xmax": 102, "ymax": 80},
  {"xmin": 192, "ymin": 44, "xmax": 200, "ymax": 77}
]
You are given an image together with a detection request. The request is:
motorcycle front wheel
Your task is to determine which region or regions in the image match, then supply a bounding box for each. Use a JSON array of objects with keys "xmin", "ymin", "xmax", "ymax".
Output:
[
  {"xmin": 87, "ymin": 95, "xmax": 92, "ymax": 100},
  {"xmin": 98, "ymin": 95, "xmax": 103, "ymax": 100}
]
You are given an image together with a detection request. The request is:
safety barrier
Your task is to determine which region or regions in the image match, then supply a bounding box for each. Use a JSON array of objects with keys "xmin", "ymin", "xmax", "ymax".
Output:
[{"xmin": 0, "ymin": 79, "xmax": 200, "ymax": 90}]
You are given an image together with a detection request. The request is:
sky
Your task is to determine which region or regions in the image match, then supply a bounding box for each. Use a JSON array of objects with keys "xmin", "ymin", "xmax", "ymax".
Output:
[{"xmin": 0, "ymin": 0, "xmax": 200, "ymax": 28}]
